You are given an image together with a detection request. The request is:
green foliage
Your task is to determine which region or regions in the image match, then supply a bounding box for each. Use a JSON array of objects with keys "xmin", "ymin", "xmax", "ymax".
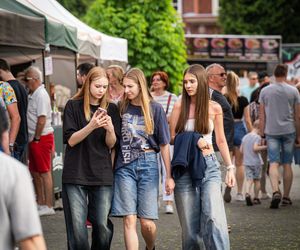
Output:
[
  {"xmin": 84, "ymin": 0, "xmax": 187, "ymax": 93},
  {"xmin": 219, "ymin": 0, "xmax": 300, "ymax": 43},
  {"xmin": 58, "ymin": 0, "xmax": 94, "ymax": 18}
]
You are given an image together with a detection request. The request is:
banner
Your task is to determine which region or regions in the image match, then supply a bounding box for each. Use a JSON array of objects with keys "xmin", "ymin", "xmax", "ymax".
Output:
[{"xmin": 186, "ymin": 35, "xmax": 281, "ymax": 62}]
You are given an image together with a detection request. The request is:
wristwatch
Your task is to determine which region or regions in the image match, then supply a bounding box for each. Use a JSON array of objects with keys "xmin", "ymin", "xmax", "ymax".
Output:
[
  {"xmin": 9, "ymin": 142, "xmax": 15, "ymax": 151},
  {"xmin": 33, "ymin": 137, "xmax": 40, "ymax": 142}
]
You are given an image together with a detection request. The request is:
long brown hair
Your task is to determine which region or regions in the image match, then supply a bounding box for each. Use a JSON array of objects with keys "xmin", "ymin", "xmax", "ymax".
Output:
[
  {"xmin": 120, "ymin": 68, "xmax": 154, "ymax": 134},
  {"xmin": 224, "ymin": 71, "xmax": 239, "ymax": 111},
  {"xmin": 175, "ymin": 64, "xmax": 209, "ymax": 134},
  {"xmin": 73, "ymin": 66, "xmax": 109, "ymax": 121}
]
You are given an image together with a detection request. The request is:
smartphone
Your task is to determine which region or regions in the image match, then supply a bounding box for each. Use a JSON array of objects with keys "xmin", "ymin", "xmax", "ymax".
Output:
[{"xmin": 97, "ymin": 107, "xmax": 107, "ymax": 115}]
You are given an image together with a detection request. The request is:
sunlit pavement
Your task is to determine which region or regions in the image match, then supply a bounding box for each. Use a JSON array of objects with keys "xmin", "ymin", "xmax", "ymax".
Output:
[{"xmin": 42, "ymin": 165, "xmax": 300, "ymax": 250}]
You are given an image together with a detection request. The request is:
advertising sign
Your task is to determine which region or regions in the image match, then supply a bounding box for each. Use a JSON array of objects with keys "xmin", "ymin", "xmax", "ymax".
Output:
[{"xmin": 186, "ymin": 35, "xmax": 281, "ymax": 62}]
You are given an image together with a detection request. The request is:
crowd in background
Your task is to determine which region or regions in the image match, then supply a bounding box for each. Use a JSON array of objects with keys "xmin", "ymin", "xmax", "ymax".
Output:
[{"xmin": 1, "ymin": 58, "xmax": 300, "ymax": 250}]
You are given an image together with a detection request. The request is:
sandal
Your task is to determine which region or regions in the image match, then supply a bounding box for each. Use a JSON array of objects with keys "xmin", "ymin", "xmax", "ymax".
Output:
[
  {"xmin": 281, "ymin": 197, "xmax": 292, "ymax": 206},
  {"xmin": 245, "ymin": 193, "xmax": 253, "ymax": 206},
  {"xmin": 270, "ymin": 191, "xmax": 281, "ymax": 209},
  {"xmin": 253, "ymin": 198, "xmax": 261, "ymax": 205},
  {"xmin": 227, "ymin": 225, "xmax": 232, "ymax": 234}
]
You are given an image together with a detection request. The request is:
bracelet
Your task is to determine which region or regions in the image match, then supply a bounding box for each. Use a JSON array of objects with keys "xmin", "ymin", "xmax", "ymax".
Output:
[
  {"xmin": 226, "ymin": 164, "xmax": 235, "ymax": 171},
  {"xmin": 33, "ymin": 137, "xmax": 40, "ymax": 142}
]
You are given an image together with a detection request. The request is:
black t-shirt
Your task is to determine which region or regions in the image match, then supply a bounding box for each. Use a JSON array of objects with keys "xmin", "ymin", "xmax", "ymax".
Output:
[
  {"xmin": 226, "ymin": 96, "xmax": 249, "ymax": 119},
  {"xmin": 210, "ymin": 89, "xmax": 234, "ymax": 151},
  {"xmin": 62, "ymin": 99, "xmax": 121, "ymax": 185},
  {"xmin": 8, "ymin": 80, "xmax": 28, "ymax": 145},
  {"xmin": 250, "ymin": 83, "xmax": 270, "ymax": 103}
]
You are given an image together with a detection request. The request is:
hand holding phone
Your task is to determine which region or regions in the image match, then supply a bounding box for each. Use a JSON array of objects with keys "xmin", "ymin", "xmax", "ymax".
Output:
[{"xmin": 97, "ymin": 107, "xmax": 107, "ymax": 116}]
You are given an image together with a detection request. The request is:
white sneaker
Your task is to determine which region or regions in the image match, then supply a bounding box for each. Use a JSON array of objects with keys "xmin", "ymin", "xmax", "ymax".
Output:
[
  {"xmin": 261, "ymin": 192, "xmax": 271, "ymax": 200},
  {"xmin": 165, "ymin": 204, "xmax": 174, "ymax": 214},
  {"xmin": 236, "ymin": 193, "xmax": 244, "ymax": 201},
  {"xmin": 37, "ymin": 205, "xmax": 47, "ymax": 211},
  {"xmin": 38, "ymin": 206, "xmax": 55, "ymax": 216}
]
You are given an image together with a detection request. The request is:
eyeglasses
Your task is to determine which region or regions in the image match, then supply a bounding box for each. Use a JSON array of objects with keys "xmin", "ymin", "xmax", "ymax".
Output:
[
  {"xmin": 210, "ymin": 73, "xmax": 227, "ymax": 77},
  {"xmin": 24, "ymin": 77, "xmax": 34, "ymax": 82}
]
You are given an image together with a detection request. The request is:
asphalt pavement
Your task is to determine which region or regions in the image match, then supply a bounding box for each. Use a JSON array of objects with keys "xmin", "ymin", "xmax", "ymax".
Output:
[{"xmin": 41, "ymin": 165, "xmax": 300, "ymax": 250}]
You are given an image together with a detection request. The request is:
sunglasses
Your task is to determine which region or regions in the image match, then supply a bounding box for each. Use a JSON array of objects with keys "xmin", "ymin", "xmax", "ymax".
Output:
[{"xmin": 210, "ymin": 73, "xmax": 227, "ymax": 77}]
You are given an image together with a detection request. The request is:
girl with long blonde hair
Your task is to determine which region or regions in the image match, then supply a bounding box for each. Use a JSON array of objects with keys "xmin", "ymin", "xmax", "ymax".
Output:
[
  {"xmin": 170, "ymin": 64, "xmax": 235, "ymax": 249},
  {"xmin": 111, "ymin": 68, "xmax": 175, "ymax": 250},
  {"xmin": 224, "ymin": 71, "xmax": 252, "ymax": 202},
  {"xmin": 62, "ymin": 66, "xmax": 121, "ymax": 249}
]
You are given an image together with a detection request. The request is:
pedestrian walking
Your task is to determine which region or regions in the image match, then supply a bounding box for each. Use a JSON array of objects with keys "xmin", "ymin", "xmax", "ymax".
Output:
[
  {"xmin": 240, "ymin": 120, "xmax": 267, "ymax": 206},
  {"xmin": 111, "ymin": 68, "xmax": 175, "ymax": 250},
  {"xmin": 170, "ymin": 64, "xmax": 235, "ymax": 250},
  {"xmin": 260, "ymin": 64, "xmax": 300, "ymax": 208},
  {"xmin": 224, "ymin": 71, "xmax": 253, "ymax": 202},
  {"xmin": 106, "ymin": 65, "xmax": 124, "ymax": 104},
  {"xmin": 62, "ymin": 66, "xmax": 121, "ymax": 249},
  {"xmin": 150, "ymin": 71, "xmax": 178, "ymax": 214}
]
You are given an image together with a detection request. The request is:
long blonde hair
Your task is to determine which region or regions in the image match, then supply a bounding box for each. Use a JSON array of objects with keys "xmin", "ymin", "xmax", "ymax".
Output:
[
  {"xmin": 73, "ymin": 66, "xmax": 109, "ymax": 121},
  {"xmin": 120, "ymin": 68, "xmax": 154, "ymax": 134},
  {"xmin": 176, "ymin": 64, "xmax": 209, "ymax": 134},
  {"xmin": 225, "ymin": 71, "xmax": 239, "ymax": 111}
]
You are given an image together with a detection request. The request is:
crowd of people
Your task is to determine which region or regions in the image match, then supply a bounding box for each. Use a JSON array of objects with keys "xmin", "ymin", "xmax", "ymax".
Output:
[{"xmin": 0, "ymin": 58, "xmax": 299, "ymax": 250}]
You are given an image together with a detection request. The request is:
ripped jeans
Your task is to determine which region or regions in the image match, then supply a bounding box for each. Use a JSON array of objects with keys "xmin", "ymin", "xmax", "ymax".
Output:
[{"xmin": 174, "ymin": 154, "xmax": 230, "ymax": 250}]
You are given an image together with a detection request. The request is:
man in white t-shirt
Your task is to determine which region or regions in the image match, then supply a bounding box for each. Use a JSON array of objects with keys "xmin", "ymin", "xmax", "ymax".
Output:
[
  {"xmin": 0, "ymin": 105, "xmax": 46, "ymax": 250},
  {"xmin": 24, "ymin": 66, "xmax": 55, "ymax": 216}
]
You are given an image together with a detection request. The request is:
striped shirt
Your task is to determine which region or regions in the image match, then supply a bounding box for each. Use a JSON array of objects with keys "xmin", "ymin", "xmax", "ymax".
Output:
[{"xmin": 152, "ymin": 91, "xmax": 178, "ymax": 116}]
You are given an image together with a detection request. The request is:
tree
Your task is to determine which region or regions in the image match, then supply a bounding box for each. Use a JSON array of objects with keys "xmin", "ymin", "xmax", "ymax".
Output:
[
  {"xmin": 84, "ymin": 0, "xmax": 187, "ymax": 93},
  {"xmin": 219, "ymin": 0, "xmax": 300, "ymax": 43},
  {"xmin": 58, "ymin": 0, "xmax": 94, "ymax": 18}
]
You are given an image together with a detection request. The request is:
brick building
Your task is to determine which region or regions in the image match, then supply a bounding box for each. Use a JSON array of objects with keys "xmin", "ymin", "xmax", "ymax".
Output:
[{"xmin": 173, "ymin": 0, "xmax": 221, "ymax": 34}]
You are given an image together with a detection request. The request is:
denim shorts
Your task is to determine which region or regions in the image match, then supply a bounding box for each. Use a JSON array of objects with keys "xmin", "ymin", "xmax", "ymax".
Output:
[
  {"xmin": 266, "ymin": 132, "xmax": 295, "ymax": 164},
  {"xmin": 234, "ymin": 121, "xmax": 247, "ymax": 146},
  {"xmin": 245, "ymin": 165, "xmax": 262, "ymax": 180},
  {"xmin": 111, "ymin": 152, "xmax": 159, "ymax": 219}
]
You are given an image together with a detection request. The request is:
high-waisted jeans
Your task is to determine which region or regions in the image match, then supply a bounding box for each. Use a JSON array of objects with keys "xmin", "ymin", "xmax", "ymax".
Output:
[
  {"xmin": 174, "ymin": 153, "xmax": 230, "ymax": 250},
  {"xmin": 62, "ymin": 184, "xmax": 113, "ymax": 250}
]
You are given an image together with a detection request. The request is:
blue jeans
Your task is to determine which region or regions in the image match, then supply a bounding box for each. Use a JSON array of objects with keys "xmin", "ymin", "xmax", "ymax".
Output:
[
  {"xmin": 62, "ymin": 184, "xmax": 113, "ymax": 250},
  {"xmin": 174, "ymin": 154, "xmax": 229, "ymax": 250},
  {"xmin": 266, "ymin": 132, "xmax": 296, "ymax": 164}
]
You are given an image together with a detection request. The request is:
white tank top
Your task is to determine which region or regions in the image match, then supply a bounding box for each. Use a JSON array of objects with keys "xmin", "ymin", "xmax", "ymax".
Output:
[{"xmin": 185, "ymin": 118, "xmax": 214, "ymax": 145}]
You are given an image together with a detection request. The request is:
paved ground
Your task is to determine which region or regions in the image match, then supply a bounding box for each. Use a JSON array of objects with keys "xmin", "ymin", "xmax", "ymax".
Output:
[{"xmin": 41, "ymin": 165, "xmax": 300, "ymax": 250}]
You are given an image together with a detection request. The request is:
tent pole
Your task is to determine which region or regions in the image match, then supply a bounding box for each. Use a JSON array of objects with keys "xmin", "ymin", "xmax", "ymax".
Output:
[{"xmin": 42, "ymin": 49, "xmax": 50, "ymax": 94}]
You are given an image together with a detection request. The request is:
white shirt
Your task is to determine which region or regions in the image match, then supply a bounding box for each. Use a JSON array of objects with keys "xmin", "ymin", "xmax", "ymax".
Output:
[
  {"xmin": 27, "ymin": 85, "xmax": 53, "ymax": 139},
  {"xmin": 0, "ymin": 152, "xmax": 42, "ymax": 250}
]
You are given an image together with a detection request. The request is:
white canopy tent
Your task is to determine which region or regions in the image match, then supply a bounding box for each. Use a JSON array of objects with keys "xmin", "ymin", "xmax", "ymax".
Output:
[{"xmin": 17, "ymin": 0, "xmax": 128, "ymax": 63}]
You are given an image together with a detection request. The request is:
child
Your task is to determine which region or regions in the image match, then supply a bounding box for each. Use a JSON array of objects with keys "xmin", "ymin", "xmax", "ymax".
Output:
[{"xmin": 240, "ymin": 120, "xmax": 267, "ymax": 206}]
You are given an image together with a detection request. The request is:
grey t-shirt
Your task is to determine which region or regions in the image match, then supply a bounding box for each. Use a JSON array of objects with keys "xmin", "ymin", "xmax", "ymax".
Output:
[
  {"xmin": 241, "ymin": 132, "xmax": 263, "ymax": 166},
  {"xmin": 259, "ymin": 82, "xmax": 300, "ymax": 135},
  {"xmin": 0, "ymin": 152, "xmax": 42, "ymax": 249}
]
